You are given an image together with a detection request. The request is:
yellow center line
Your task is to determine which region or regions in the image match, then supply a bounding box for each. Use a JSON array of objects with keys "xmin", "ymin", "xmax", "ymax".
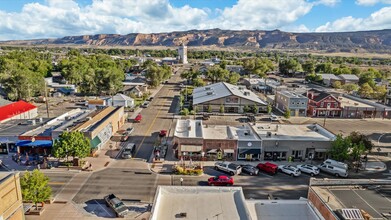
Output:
[{"xmin": 134, "ymin": 85, "xmax": 174, "ymax": 157}]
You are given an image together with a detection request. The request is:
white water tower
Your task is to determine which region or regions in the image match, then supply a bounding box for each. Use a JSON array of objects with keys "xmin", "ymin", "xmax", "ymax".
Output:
[{"xmin": 178, "ymin": 43, "xmax": 188, "ymax": 64}]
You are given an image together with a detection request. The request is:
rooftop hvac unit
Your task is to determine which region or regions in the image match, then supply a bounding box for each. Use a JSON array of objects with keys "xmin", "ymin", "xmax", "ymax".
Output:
[
  {"xmin": 205, "ymin": 87, "xmax": 211, "ymax": 90},
  {"xmin": 206, "ymin": 91, "xmax": 214, "ymax": 95},
  {"xmin": 267, "ymin": 131, "xmax": 271, "ymax": 137}
]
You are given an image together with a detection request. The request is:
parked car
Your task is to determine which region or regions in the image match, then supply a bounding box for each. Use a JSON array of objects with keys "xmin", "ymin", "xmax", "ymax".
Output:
[
  {"xmin": 142, "ymin": 101, "xmax": 150, "ymax": 108},
  {"xmin": 270, "ymin": 114, "xmax": 278, "ymax": 121},
  {"xmin": 148, "ymin": 96, "xmax": 154, "ymax": 101},
  {"xmin": 257, "ymin": 162, "xmax": 278, "ymax": 175},
  {"xmin": 296, "ymin": 164, "xmax": 320, "ymax": 176},
  {"xmin": 278, "ymin": 165, "xmax": 301, "ymax": 177},
  {"xmin": 134, "ymin": 114, "xmax": 142, "ymax": 122},
  {"xmin": 104, "ymin": 194, "xmax": 129, "ymax": 217},
  {"xmin": 121, "ymin": 132, "xmax": 129, "ymax": 142},
  {"xmin": 214, "ymin": 162, "xmax": 242, "ymax": 175},
  {"xmin": 241, "ymin": 164, "xmax": 259, "ymax": 176},
  {"xmin": 323, "ymin": 159, "xmax": 348, "ymax": 170},
  {"xmin": 318, "ymin": 163, "xmax": 348, "ymax": 177},
  {"xmin": 208, "ymin": 175, "xmax": 234, "ymax": 186},
  {"xmin": 247, "ymin": 114, "xmax": 256, "ymax": 122},
  {"xmin": 126, "ymin": 127, "xmax": 134, "ymax": 134},
  {"xmin": 159, "ymin": 130, "xmax": 167, "ymax": 137},
  {"xmin": 122, "ymin": 143, "xmax": 136, "ymax": 159}
]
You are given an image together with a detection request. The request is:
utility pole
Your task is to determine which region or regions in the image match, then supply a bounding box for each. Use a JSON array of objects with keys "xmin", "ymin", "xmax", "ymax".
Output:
[{"xmin": 44, "ymin": 81, "xmax": 50, "ymax": 118}]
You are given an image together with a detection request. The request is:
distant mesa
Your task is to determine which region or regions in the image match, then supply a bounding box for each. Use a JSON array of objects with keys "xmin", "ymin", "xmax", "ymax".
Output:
[{"xmin": 1, "ymin": 29, "xmax": 391, "ymax": 53}]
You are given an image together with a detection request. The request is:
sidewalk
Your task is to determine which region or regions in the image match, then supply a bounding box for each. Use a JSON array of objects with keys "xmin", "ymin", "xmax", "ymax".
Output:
[{"xmin": 150, "ymin": 156, "xmax": 389, "ymax": 175}]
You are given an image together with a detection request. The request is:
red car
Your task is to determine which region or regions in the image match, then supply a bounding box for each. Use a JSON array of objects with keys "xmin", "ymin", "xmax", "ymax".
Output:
[
  {"xmin": 159, "ymin": 130, "xmax": 167, "ymax": 137},
  {"xmin": 134, "ymin": 114, "xmax": 142, "ymax": 122},
  {"xmin": 257, "ymin": 162, "xmax": 278, "ymax": 175},
  {"xmin": 208, "ymin": 175, "xmax": 234, "ymax": 186}
]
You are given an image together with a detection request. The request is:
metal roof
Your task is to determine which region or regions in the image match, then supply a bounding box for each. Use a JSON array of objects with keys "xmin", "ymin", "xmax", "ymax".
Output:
[
  {"xmin": 319, "ymin": 74, "xmax": 340, "ymax": 80},
  {"xmin": 193, "ymin": 82, "xmax": 267, "ymax": 105},
  {"xmin": 338, "ymin": 74, "xmax": 359, "ymax": 80},
  {"xmin": 0, "ymin": 101, "xmax": 37, "ymax": 122}
]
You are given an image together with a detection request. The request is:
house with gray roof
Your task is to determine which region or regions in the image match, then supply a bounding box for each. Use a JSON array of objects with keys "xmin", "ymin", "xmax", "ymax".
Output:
[
  {"xmin": 192, "ymin": 82, "xmax": 267, "ymax": 114},
  {"xmin": 338, "ymin": 74, "xmax": 359, "ymax": 84},
  {"xmin": 318, "ymin": 74, "xmax": 341, "ymax": 86},
  {"xmin": 108, "ymin": 94, "xmax": 134, "ymax": 108}
]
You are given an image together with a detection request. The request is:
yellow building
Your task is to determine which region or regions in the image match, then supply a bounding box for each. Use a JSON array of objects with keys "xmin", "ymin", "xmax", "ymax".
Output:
[{"xmin": 0, "ymin": 172, "xmax": 25, "ymax": 220}]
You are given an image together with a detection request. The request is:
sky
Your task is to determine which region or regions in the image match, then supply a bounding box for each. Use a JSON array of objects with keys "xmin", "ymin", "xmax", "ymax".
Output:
[{"xmin": 1, "ymin": 0, "xmax": 391, "ymax": 41}]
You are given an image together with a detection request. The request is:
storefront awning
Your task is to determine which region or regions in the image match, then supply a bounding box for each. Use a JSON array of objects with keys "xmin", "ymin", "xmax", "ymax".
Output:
[
  {"xmin": 239, "ymin": 149, "xmax": 261, "ymax": 155},
  {"xmin": 16, "ymin": 140, "xmax": 52, "ymax": 147},
  {"xmin": 224, "ymin": 149, "xmax": 235, "ymax": 154},
  {"xmin": 91, "ymin": 136, "xmax": 102, "ymax": 149},
  {"xmin": 181, "ymin": 145, "xmax": 202, "ymax": 152},
  {"xmin": 315, "ymin": 148, "xmax": 328, "ymax": 152}
]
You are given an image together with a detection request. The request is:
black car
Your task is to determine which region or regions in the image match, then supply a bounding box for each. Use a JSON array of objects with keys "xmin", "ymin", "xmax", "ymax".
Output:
[{"xmin": 241, "ymin": 164, "xmax": 259, "ymax": 176}]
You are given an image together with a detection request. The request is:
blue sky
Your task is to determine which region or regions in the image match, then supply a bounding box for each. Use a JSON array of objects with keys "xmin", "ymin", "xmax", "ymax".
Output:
[{"xmin": 0, "ymin": 0, "xmax": 391, "ymax": 40}]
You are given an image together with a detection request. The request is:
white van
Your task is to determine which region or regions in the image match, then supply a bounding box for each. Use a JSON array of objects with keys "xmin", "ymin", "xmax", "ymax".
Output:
[
  {"xmin": 323, "ymin": 159, "xmax": 348, "ymax": 169},
  {"xmin": 318, "ymin": 163, "xmax": 348, "ymax": 177}
]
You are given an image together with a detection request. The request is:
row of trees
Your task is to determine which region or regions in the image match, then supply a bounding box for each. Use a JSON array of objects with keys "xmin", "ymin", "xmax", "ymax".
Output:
[
  {"xmin": 0, "ymin": 50, "xmax": 52, "ymax": 100},
  {"xmin": 59, "ymin": 50, "xmax": 126, "ymax": 95}
]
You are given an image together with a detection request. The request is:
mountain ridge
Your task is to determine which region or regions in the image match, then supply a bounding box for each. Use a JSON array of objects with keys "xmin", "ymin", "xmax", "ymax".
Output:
[{"xmin": 2, "ymin": 29, "xmax": 391, "ymax": 53}]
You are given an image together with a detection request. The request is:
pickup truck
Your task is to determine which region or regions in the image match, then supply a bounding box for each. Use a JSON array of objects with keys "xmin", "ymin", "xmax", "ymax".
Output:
[
  {"xmin": 104, "ymin": 194, "xmax": 128, "ymax": 217},
  {"xmin": 214, "ymin": 162, "xmax": 242, "ymax": 175}
]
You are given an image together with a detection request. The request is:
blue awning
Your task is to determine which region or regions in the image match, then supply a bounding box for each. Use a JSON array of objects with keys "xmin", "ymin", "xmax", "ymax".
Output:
[{"xmin": 16, "ymin": 140, "xmax": 53, "ymax": 147}]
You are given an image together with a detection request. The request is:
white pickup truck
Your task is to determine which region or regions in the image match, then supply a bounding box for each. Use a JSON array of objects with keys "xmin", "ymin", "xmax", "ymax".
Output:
[{"xmin": 214, "ymin": 162, "xmax": 242, "ymax": 175}]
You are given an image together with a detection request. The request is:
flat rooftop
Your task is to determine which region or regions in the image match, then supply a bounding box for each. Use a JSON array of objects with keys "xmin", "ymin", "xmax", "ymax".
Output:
[
  {"xmin": 230, "ymin": 125, "xmax": 260, "ymax": 141},
  {"xmin": 338, "ymin": 96, "xmax": 373, "ymax": 108},
  {"xmin": 246, "ymin": 199, "xmax": 323, "ymax": 220},
  {"xmin": 0, "ymin": 119, "xmax": 51, "ymax": 137},
  {"xmin": 22, "ymin": 109, "xmax": 87, "ymax": 137},
  {"xmin": 202, "ymin": 125, "xmax": 233, "ymax": 140},
  {"xmin": 310, "ymin": 179, "xmax": 391, "ymax": 219},
  {"xmin": 174, "ymin": 119, "xmax": 203, "ymax": 138},
  {"xmin": 252, "ymin": 123, "xmax": 335, "ymax": 141},
  {"xmin": 151, "ymin": 186, "xmax": 251, "ymax": 220},
  {"xmin": 278, "ymin": 90, "xmax": 307, "ymax": 99}
]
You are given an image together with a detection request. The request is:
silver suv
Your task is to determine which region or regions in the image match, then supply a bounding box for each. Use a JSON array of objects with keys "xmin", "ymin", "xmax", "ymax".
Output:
[{"xmin": 318, "ymin": 163, "xmax": 348, "ymax": 177}]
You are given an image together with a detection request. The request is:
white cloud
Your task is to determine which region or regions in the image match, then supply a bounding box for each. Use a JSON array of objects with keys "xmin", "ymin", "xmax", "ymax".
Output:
[
  {"xmin": 0, "ymin": 0, "xmax": 362, "ymax": 41},
  {"xmin": 315, "ymin": 7, "xmax": 391, "ymax": 32},
  {"xmin": 214, "ymin": 0, "xmax": 313, "ymax": 30},
  {"xmin": 355, "ymin": 0, "xmax": 391, "ymax": 6}
]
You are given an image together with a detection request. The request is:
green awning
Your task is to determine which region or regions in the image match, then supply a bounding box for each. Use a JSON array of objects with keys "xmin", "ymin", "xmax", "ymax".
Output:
[{"xmin": 91, "ymin": 136, "xmax": 102, "ymax": 149}]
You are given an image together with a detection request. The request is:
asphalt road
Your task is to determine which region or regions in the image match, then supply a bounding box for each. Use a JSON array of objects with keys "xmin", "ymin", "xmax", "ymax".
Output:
[{"xmin": 131, "ymin": 73, "xmax": 182, "ymax": 161}]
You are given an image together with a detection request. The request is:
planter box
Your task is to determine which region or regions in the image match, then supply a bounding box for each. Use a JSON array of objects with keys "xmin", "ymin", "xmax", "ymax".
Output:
[{"xmin": 25, "ymin": 207, "xmax": 45, "ymax": 215}]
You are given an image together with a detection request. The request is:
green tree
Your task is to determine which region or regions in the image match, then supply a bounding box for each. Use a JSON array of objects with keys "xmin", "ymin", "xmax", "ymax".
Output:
[
  {"xmin": 267, "ymin": 104, "xmax": 272, "ymax": 114},
  {"xmin": 206, "ymin": 66, "xmax": 229, "ymax": 83},
  {"xmin": 180, "ymin": 108, "xmax": 189, "ymax": 116},
  {"xmin": 192, "ymin": 77, "xmax": 206, "ymax": 87},
  {"xmin": 358, "ymin": 83, "xmax": 374, "ymax": 98},
  {"xmin": 252, "ymin": 105, "xmax": 259, "ymax": 114},
  {"xmin": 373, "ymin": 85, "xmax": 387, "ymax": 101},
  {"xmin": 349, "ymin": 131, "xmax": 373, "ymax": 152},
  {"xmin": 20, "ymin": 169, "xmax": 52, "ymax": 210},
  {"xmin": 227, "ymin": 72, "xmax": 240, "ymax": 85},
  {"xmin": 243, "ymin": 58, "xmax": 274, "ymax": 78},
  {"xmin": 302, "ymin": 60, "xmax": 315, "ymax": 74},
  {"xmin": 283, "ymin": 109, "xmax": 291, "ymax": 119},
  {"xmin": 329, "ymin": 134, "xmax": 350, "ymax": 162},
  {"xmin": 315, "ymin": 62, "xmax": 333, "ymax": 73},
  {"xmin": 52, "ymin": 131, "xmax": 91, "ymax": 161},
  {"xmin": 342, "ymin": 83, "xmax": 359, "ymax": 94},
  {"xmin": 279, "ymin": 59, "xmax": 302, "ymax": 76},
  {"xmin": 243, "ymin": 105, "xmax": 250, "ymax": 113},
  {"xmin": 219, "ymin": 105, "xmax": 225, "ymax": 113},
  {"xmin": 207, "ymin": 105, "xmax": 212, "ymax": 113},
  {"xmin": 332, "ymin": 81, "xmax": 342, "ymax": 89}
]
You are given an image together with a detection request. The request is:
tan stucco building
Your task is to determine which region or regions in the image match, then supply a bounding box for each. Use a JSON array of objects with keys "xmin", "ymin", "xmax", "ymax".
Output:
[{"xmin": 0, "ymin": 172, "xmax": 25, "ymax": 220}]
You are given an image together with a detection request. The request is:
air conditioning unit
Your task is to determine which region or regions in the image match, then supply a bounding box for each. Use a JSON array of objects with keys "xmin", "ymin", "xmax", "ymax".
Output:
[
  {"xmin": 206, "ymin": 92, "xmax": 214, "ymax": 95},
  {"xmin": 205, "ymin": 87, "xmax": 211, "ymax": 90}
]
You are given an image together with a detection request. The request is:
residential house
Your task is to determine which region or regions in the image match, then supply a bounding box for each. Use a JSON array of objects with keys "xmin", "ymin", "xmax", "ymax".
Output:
[
  {"xmin": 275, "ymin": 90, "xmax": 308, "ymax": 117},
  {"xmin": 192, "ymin": 82, "xmax": 267, "ymax": 114},
  {"xmin": 318, "ymin": 74, "xmax": 340, "ymax": 86},
  {"xmin": 226, "ymin": 65, "xmax": 244, "ymax": 75},
  {"xmin": 108, "ymin": 94, "xmax": 134, "ymax": 108},
  {"xmin": 303, "ymin": 89, "xmax": 342, "ymax": 117},
  {"xmin": 338, "ymin": 74, "xmax": 359, "ymax": 84},
  {"xmin": 123, "ymin": 85, "xmax": 147, "ymax": 98}
]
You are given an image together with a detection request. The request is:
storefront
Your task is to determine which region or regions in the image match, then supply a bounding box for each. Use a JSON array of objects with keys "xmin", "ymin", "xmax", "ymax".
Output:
[
  {"xmin": 264, "ymin": 151, "xmax": 288, "ymax": 161},
  {"xmin": 237, "ymin": 140, "xmax": 262, "ymax": 161}
]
